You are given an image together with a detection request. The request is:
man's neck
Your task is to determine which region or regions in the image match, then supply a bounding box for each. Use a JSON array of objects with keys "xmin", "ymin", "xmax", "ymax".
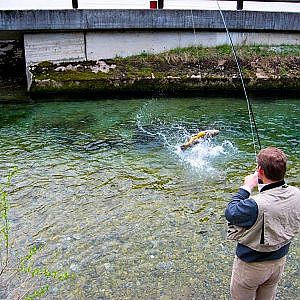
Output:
[
  {"xmin": 262, "ymin": 179, "xmax": 275, "ymax": 184},
  {"xmin": 260, "ymin": 176, "xmax": 276, "ymax": 185},
  {"xmin": 260, "ymin": 179, "xmax": 286, "ymax": 192}
]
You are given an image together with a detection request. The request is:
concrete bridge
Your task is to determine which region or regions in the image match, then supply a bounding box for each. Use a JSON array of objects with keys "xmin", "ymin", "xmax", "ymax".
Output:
[
  {"xmin": 1, "ymin": 9, "xmax": 299, "ymax": 63},
  {"xmin": 0, "ymin": 9, "xmax": 299, "ymax": 91},
  {"xmin": 1, "ymin": 9, "xmax": 299, "ymax": 31}
]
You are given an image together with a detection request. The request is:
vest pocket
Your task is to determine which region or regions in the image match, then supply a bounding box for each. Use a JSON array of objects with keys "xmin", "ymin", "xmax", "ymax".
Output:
[{"xmin": 264, "ymin": 211, "xmax": 296, "ymax": 247}]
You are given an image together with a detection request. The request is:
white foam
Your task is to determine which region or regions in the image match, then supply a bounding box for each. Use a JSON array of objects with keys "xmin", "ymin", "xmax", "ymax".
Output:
[
  {"xmin": 136, "ymin": 102, "xmax": 237, "ymax": 178},
  {"xmin": 173, "ymin": 139, "xmax": 236, "ymax": 178}
]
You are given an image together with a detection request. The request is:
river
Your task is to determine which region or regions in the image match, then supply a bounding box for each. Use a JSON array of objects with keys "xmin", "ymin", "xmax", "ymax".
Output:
[{"xmin": 0, "ymin": 96, "xmax": 299, "ymax": 299}]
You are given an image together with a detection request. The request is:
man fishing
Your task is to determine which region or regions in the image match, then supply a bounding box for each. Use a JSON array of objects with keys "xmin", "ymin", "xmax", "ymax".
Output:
[
  {"xmin": 225, "ymin": 147, "xmax": 300, "ymax": 300},
  {"xmin": 180, "ymin": 129, "xmax": 219, "ymax": 151}
]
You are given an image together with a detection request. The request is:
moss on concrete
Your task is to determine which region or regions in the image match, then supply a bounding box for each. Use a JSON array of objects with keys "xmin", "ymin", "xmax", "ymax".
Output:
[{"xmin": 29, "ymin": 45, "xmax": 300, "ymax": 99}]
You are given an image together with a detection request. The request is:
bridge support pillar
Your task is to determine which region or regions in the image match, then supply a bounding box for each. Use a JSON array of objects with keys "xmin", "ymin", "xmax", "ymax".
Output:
[
  {"xmin": 72, "ymin": 0, "xmax": 78, "ymax": 9},
  {"xmin": 150, "ymin": 1, "xmax": 164, "ymax": 9},
  {"xmin": 237, "ymin": 0, "xmax": 243, "ymax": 10}
]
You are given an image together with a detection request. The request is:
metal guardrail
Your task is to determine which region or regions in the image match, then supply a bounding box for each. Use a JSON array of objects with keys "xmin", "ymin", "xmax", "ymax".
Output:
[
  {"xmin": 72, "ymin": 0, "xmax": 78, "ymax": 9},
  {"xmin": 72, "ymin": 0, "xmax": 163, "ymax": 10},
  {"xmin": 231, "ymin": 0, "xmax": 300, "ymax": 10},
  {"xmin": 71, "ymin": 0, "xmax": 300, "ymax": 10}
]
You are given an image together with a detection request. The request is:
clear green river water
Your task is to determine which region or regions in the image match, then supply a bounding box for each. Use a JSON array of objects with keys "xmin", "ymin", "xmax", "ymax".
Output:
[{"xmin": 0, "ymin": 97, "xmax": 299, "ymax": 299}]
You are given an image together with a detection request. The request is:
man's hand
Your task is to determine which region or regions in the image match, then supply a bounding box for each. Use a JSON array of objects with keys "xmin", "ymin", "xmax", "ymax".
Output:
[{"xmin": 244, "ymin": 171, "xmax": 258, "ymax": 191}]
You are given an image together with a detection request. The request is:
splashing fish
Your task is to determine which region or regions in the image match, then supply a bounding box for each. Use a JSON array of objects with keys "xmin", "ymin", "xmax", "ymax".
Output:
[{"xmin": 180, "ymin": 130, "xmax": 220, "ymax": 151}]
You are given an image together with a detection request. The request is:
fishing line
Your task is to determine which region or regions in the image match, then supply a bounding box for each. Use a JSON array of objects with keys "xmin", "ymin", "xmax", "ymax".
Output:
[
  {"xmin": 215, "ymin": 1, "xmax": 262, "ymax": 156},
  {"xmin": 190, "ymin": 9, "xmax": 202, "ymax": 76}
]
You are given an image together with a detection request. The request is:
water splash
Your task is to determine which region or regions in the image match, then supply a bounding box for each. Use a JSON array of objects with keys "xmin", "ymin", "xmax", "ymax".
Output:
[
  {"xmin": 173, "ymin": 139, "xmax": 236, "ymax": 176},
  {"xmin": 136, "ymin": 100, "xmax": 237, "ymax": 178}
]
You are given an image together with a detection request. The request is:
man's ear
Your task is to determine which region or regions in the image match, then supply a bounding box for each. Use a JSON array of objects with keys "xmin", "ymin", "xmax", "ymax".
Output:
[{"xmin": 257, "ymin": 165, "xmax": 264, "ymax": 177}]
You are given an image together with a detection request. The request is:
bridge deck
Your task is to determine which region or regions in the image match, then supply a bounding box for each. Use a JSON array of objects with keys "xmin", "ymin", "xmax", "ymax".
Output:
[{"xmin": 0, "ymin": 9, "xmax": 299, "ymax": 32}]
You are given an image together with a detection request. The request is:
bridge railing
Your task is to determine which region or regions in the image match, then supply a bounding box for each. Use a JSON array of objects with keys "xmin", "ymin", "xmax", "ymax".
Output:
[
  {"xmin": 225, "ymin": 0, "xmax": 300, "ymax": 10},
  {"xmin": 71, "ymin": 0, "xmax": 300, "ymax": 10}
]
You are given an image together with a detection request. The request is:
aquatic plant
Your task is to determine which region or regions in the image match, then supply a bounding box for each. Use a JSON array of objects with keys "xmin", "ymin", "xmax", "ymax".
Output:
[
  {"xmin": 0, "ymin": 167, "xmax": 17, "ymax": 277},
  {"xmin": 0, "ymin": 169, "xmax": 71, "ymax": 299}
]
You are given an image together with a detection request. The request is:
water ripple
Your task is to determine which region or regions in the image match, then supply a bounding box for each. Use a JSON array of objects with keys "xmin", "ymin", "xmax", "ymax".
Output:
[{"xmin": 0, "ymin": 98, "xmax": 299, "ymax": 299}]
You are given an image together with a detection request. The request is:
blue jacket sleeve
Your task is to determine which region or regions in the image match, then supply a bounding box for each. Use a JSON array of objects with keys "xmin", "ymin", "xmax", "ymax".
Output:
[{"xmin": 225, "ymin": 188, "xmax": 258, "ymax": 228}]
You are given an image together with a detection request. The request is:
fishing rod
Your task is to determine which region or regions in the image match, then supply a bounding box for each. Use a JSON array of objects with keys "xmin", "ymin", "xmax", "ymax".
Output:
[{"xmin": 216, "ymin": 1, "xmax": 262, "ymax": 155}]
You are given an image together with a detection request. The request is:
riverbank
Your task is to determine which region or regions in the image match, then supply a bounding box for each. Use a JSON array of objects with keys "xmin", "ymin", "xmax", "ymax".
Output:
[
  {"xmin": 1, "ymin": 45, "xmax": 299, "ymax": 101},
  {"xmin": 28, "ymin": 45, "xmax": 299, "ymax": 100}
]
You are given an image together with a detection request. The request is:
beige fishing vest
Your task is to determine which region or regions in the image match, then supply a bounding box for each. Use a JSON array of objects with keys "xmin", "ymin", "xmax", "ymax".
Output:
[{"xmin": 227, "ymin": 185, "xmax": 300, "ymax": 252}]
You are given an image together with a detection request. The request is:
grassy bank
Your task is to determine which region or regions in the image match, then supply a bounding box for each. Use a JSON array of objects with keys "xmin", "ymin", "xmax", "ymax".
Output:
[{"xmin": 29, "ymin": 45, "xmax": 300, "ymax": 99}]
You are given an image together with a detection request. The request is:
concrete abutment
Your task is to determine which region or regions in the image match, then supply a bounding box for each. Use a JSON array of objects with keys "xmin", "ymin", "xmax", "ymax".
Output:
[{"xmin": 0, "ymin": 9, "xmax": 299, "ymax": 98}]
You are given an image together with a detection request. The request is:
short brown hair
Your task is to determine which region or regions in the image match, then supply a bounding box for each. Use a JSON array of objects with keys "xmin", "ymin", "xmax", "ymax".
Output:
[{"xmin": 257, "ymin": 147, "xmax": 287, "ymax": 181}]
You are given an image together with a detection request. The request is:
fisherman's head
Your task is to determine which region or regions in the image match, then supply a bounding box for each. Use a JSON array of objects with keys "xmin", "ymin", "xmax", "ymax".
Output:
[{"xmin": 256, "ymin": 147, "xmax": 287, "ymax": 182}]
